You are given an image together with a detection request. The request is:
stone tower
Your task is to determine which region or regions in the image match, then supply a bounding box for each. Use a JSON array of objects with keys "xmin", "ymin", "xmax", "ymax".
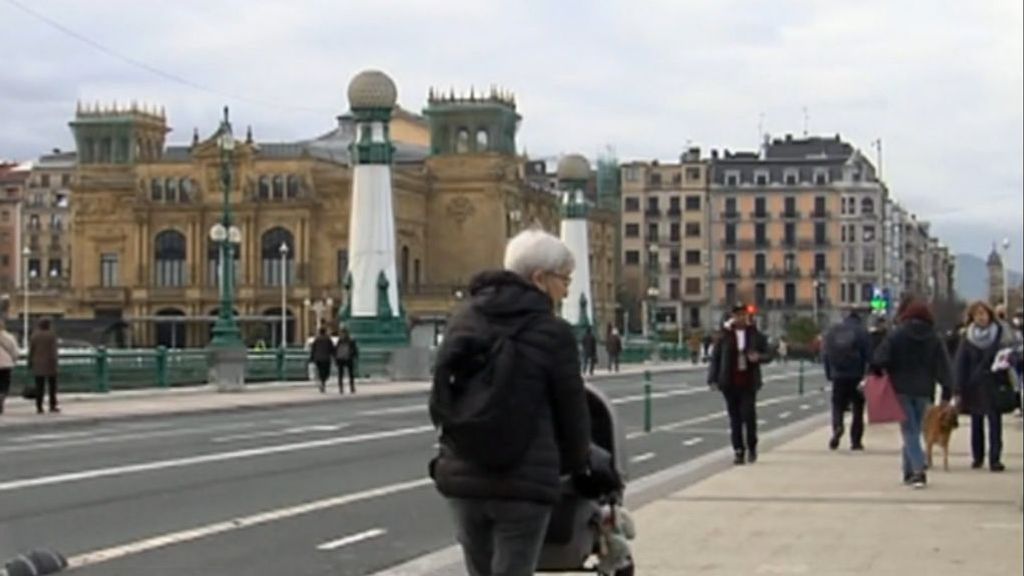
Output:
[
  {"xmin": 558, "ymin": 154, "xmax": 593, "ymax": 331},
  {"xmin": 422, "ymin": 86, "xmax": 519, "ymax": 156},
  {"xmin": 341, "ymin": 70, "xmax": 408, "ymax": 346},
  {"xmin": 988, "ymin": 243, "xmax": 1004, "ymax": 306}
]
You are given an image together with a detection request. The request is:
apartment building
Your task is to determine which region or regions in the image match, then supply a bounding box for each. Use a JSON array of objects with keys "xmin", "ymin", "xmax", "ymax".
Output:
[
  {"xmin": 620, "ymin": 147, "xmax": 709, "ymax": 336},
  {"xmin": 0, "ymin": 162, "xmax": 29, "ymax": 296},
  {"xmin": 23, "ymin": 150, "xmax": 76, "ymax": 293},
  {"xmin": 708, "ymin": 135, "xmax": 886, "ymax": 335}
]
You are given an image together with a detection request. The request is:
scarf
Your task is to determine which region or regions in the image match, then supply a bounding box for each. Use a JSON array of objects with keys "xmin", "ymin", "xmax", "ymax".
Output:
[{"xmin": 966, "ymin": 323, "xmax": 999, "ymax": 350}]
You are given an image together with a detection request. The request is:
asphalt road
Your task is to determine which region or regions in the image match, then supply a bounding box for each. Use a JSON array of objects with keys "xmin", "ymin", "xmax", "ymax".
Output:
[{"xmin": 0, "ymin": 363, "xmax": 832, "ymax": 575}]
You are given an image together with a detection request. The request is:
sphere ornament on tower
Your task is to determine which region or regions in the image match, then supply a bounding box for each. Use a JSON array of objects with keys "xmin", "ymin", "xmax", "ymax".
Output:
[
  {"xmin": 557, "ymin": 153, "xmax": 591, "ymax": 183},
  {"xmin": 347, "ymin": 70, "xmax": 398, "ymax": 111}
]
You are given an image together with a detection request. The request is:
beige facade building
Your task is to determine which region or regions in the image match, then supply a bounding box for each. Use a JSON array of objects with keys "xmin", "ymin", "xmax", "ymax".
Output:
[
  {"xmin": 11, "ymin": 79, "xmax": 618, "ymax": 348},
  {"xmin": 23, "ymin": 151, "xmax": 75, "ymax": 296},
  {"xmin": 0, "ymin": 163, "xmax": 28, "ymax": 298},
  {"xmin": 620, "ymin": 147, "xmax": 710, "ymax": 336}
]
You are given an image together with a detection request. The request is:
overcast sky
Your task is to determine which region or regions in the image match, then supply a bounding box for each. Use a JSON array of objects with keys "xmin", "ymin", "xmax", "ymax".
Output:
[{"xmin": 1, "ymin": 0, "xmax": 1021, "ymax": 269}]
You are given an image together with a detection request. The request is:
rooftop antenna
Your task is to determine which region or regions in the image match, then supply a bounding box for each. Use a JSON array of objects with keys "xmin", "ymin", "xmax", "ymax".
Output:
[
  {"xmin": 872, "ymin": 138, "xmax": 883, "ymax": 180},
  {"xmin": 802, "ymin": 106, "xmax": 809, "ymax": 137}
]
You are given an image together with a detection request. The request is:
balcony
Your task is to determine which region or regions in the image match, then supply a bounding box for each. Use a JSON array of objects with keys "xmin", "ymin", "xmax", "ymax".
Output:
[
  {"xmin": 779, "ymin": 210, "xmax": 802, "ymax": 220},
  {"xmin": 720, "ymin": 239, "xmax": 738, "ymax": 249},
  {"xmin": 720, "ymin": 268, "xmax": 741, "ymax": 279},
  {"xmin": 668, "ymin": 261, "xmax": 681, "ymax": 272},
  {"xmin": 778, "ymin": 267, "xmax": 802, "ymax": 279},
  {"xmin": 780, "ymin": 237, "xmax": 798, "ymax": 248},
  {"xmin": 798, "ymin": 238, "xmax": 831, "ymax": 249},
  {"xmin": 811, "ymin": 267, "xmax": 832, "ymax": 279},
  {"xmin": 666, "ymin": 207, "xmax": 682, "ymax": 219},
  {"xmin": 644, "ymin": 207, "xmax": 662, "ymax": 217},
  {"xmin": 720, "ymin": 211, "xmax": 741, "ymax": 221},
  {"xmin": 749, "ymin": 211, "xmax": 772, "ymax": 221},
  {"xmin": 749, "ymin": 268, "xmax": 770, "ymax": 279},
  {"xmin": 811, "ymin": 210, "xmax": 832, "ymax": 219}
]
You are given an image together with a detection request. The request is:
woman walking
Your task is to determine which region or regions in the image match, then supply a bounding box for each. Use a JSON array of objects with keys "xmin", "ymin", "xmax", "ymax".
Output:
[
  {"xmin": 0, "ymin": 319, "xmax": 20, "ymax": 415},
  {"xmin": 308, "ymin": 327, "xmax": 335, "ymax": 393},
  {"xmin": 954, "ymin": 301, "xmax": 1014, "ymax": 472},
  {"xmin": 872, "ymin": 299, "xmax": 952, "ymax": 488}
]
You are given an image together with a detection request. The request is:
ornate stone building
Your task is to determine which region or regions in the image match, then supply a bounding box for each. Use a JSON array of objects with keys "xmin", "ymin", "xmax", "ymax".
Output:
[{"xmin": 55, "ymin": 74, "xmax": 618, "ymax": 348}]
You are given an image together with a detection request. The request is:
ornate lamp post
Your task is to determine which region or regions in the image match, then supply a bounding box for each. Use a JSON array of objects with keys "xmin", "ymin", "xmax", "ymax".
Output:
[
  {"xmin": 206, "ymin": 107, "xmax": 246, "ymax": 391},
  {"xmin": 1002, "ymin": 237, "xmax": 1011, "ymax": 312},
  {"xmin": 279, "ymin": 242, "xmax": 289, "ymax": 348},
  {"xmin": 21, "ymin": 246, "xmax": 31, "ymax": 349}
]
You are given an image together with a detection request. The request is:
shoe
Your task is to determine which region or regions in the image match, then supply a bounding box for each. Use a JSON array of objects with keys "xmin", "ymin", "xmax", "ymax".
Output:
[
  {"xmin": 971, "ymin": 460, "xmax": 984, "ymax": 470},
  {"xmin": 911, "ymin": 472, "xmax": 927, "ymax": 489},
  {"xmin": 733, "ymin": 452, "xmax": 746, "ymax": 465},
  {"xmin": 990, "ymin": 462, "xmax": 1006, "ymax": 473},
  {"xmin": 851, "ymin": 443, "xmax": 864, "ymax": 451},
  {"xmin": 49, "ymin": 407, "xmax": 60, "ymax": 414},
  {"xmin": 902, "ymin": 472, "xmax": 912, "ymax": 485},
  {"xmin": 747, "ymin": 448, "xmax": 758, "ymax": 464},
  {"xmin": 829, "ymin": 427, "xmax": 842, "ymax": 451},
  {"xmin": 37, "ymin": 407, "xmax": 44, "ymax": 415}
]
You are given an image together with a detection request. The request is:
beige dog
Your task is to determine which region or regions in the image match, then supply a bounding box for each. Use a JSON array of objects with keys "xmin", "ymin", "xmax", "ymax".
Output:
[{"xmin": 923, "ymin": 403, "xmax": 959, "ymax": 471}]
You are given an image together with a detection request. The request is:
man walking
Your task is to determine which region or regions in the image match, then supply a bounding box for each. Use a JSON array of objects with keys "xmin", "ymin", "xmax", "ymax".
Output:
[
  {"xmin": 308, "ymin": 327, "xmax": 335, "ymax": 393},
  {"xmin": 580, "ymin": 326, "xmax": 597, "ymax": 376},
  {"xmin": 605, "ymin": 327, "xmax": 622, "ymax": 373},
  {"xmin": 334, "ymin": 327, "xmax": 358, "ymax": 394},
  {"xmin": 823, "ymin": 312, "xmax": 871, "ymax": 451},
  {"xmin": 708, "ymin": 303, "xmax": 772, "ymax": 465},
  {"xmin": 28, "ymin": 318, "xmax": 60, "ymax": 414}
]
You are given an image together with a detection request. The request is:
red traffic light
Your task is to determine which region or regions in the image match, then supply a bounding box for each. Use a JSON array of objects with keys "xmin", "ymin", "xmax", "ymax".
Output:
[{"xmin": 746, "ymin": 305, "xmax": 758, "ymax": 315}]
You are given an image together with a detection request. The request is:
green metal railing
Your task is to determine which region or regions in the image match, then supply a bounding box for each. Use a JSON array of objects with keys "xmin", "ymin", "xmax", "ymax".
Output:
[{"xmin": 10, "ymin": 347, "xmax": 390, "ymax": 394}]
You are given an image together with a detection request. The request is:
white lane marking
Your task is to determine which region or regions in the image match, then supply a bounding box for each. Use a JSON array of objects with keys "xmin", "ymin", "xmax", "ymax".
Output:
[
  {"xmin": 0, "ymin": 425, "xmax": 434, "ymax": 493},
  {"xmin": 358, "ymin": 405, "xmax": 424, "ymax": 417},
  {"xmin": 317, "ymin": 528, "xmax": 388, "ymax": 551},
  {"xmin": 610, "ymin": 387, "xmax": 703, "ymax": 405},
  {"xmin": 799, "ymin": 404, "xmax": 810, "ymax": 411},
  {"xmin": 211, "ymin": 424, "xmax": 351, "ymax": 443},
  {"xmin": 10, "ymin": 430, "xmax": 95, "ymax": 443},
  {"xmin": 779, "ymin": 411, "xmax": 792, "ymax": 420},
  {"xmin": 0, "ymin": 421, "xmax": 265, "ymax": 455},
  {"xmin": 66, "ymin": 479, "xmax": 430, "ymax": 569},
  {"xmin": 625, "ymin": 431, "xmax": 645, "ymax": 440},
  {"xmin": 631, "ymin": 388, "xmax": 823, "ymax": 437},
  {"xmin": 758, "ymin": 419, "xmax": 767, "ymax": 426},
  {"xmin": 630, "ymin": 452, "xmax": 656, "ymax": 464},
  {"xmin": 682, "ymin": 437, "xmax": 704, "ymax": 447}
]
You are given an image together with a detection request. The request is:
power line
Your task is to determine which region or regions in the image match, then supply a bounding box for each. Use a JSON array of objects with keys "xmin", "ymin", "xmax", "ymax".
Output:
[{"xmin": 1, "ymin": 0, "xmax": 334, "ymax": 115}]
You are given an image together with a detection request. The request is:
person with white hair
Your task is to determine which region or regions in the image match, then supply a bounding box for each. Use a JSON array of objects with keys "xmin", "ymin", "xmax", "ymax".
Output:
[{"xmin": 429, "ymin": 228, "xmax": 592, "ymax": 576}]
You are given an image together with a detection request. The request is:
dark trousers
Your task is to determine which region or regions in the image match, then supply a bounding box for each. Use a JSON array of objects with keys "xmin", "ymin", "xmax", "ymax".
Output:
[
  {"xmin": 831, "ymin": 378, "xmax": 865, "ymax": 446},
  {"xmin": 608, "ymin": 354, "xmax": 620, "ymax": 373},
  {"xmin": 971, "ymin": 412, "xmax": 1003, "ymax": 466},
  {"xmin": 0, "ymin": 368, "xmax": 11, "ymax": 413},
  {"xmin": 447, "ymin": 498, "xmax": 552, "ymax": 576},
  {"xmin": 582, "ymin": 355, "xmax": 596, "ymax": 376},
  {"xmin": 336, "ymin": 360, "xmax": 356, "ymax": 393},
  {"xmin": 314, "ymin": 361, "xmax": 331, "ymax": 389},
  {"xmin": 723, "ymin": 387, "xmax": 758, "ymax": 453},
  {"xmin": 35, "ymin": 376, "xmax": 58, "ymax": 412}
]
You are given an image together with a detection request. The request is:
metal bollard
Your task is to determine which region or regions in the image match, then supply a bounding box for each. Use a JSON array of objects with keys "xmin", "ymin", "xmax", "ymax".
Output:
[
  {"xmin": 644, "ymin": 370, "xmax": 653, "ymax": 433},
  {"xmin": 798, "ymin": 359, "xmax": 805, "ymax": 396},
  {"xmin": 156, "ymin": 346, "xmax": 169, "ymax": 388},
  {"xmin": 95, "ymin": 347, "xmax": 110, "ymax": 393}
]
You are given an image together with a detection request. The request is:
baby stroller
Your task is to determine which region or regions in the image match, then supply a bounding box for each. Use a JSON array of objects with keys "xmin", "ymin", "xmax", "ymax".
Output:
[{"xmin": 536, "ymin": 384, "xmax": 636, "ymax": 575}]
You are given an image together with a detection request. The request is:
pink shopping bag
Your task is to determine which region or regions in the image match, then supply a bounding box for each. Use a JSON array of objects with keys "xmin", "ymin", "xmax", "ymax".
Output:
[{"xmin": 865, "ymin": 373, "xmax": 906, "ymax": 424}]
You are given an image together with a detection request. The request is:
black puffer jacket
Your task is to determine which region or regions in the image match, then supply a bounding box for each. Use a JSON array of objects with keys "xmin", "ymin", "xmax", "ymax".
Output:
[
  {"xmin": 430, "ymin": 270, "xmax": 591, "ymax": 505},
  {"xmin": 872, "ymin": 319, "xmax": 952, "ymax": 400}
]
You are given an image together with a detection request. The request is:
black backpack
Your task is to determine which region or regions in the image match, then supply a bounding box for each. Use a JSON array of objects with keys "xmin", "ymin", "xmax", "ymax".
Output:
[
  {"xmin": 827, "ymin": 324, "xmax": 863, "ymax": 373},
  {"xmin": 429, "ymin": 317, "xmax": 541, "ymax": 472}
]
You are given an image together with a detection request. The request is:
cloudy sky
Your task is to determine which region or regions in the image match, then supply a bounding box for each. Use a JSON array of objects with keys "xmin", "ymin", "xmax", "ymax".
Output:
[{"xmin": 1, "ymin": 0, "xmax": 1021, "ymax": 269}]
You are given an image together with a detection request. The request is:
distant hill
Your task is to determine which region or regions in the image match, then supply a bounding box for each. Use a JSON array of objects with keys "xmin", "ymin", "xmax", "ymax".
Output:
[{"xmin": 956, "ymin": 253, "xmax": 1022, "ymax": 301}]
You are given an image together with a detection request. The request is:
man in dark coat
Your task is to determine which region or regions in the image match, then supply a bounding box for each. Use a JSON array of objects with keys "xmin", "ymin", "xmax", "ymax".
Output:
[
  {"xmin": 308, "ymin": 327, "xmax": 335, "ymax": 393},
  {"xmin": 429, "ymin": 229, "xmax": 591, "ymax": 576},
  {"xmin": 28, "ymin": 318, "xmax": 60, "ymax": 414},
  {"xmin": 580, "ymin": 326, "xmax": 598, "ymax": 376},
  {"xmin": 708, "ymin": 303, "xmax": 773, "ymax": 465},
  {"xmin": 823, "ymin": 312, "xmax": 872, "ymax": 451}
]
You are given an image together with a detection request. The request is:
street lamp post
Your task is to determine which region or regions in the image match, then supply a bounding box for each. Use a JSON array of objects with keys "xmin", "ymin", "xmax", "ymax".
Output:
[
  {"xmin": 279, "ymin": 243, "xmax": 289, "ymax": 349},
  {"xmin": 1002, "ymin": 237, "xmax": 1011, "ymax": 312},
  {"xmin": 647, "ymin": 242, "xmax": 660, "ymax": 362},
  {"xmin": 21, "ymin": 247, "xmax": 31, "ymax": 349},
  {"xmin": 304, "ymin": 297, "xmax": 334, "ymax": 337},
  {"xmin": 812, "ymin": 276, "xmax": 822, "ymax": 328},
  {"xmin": 206, "ymin": 107, "xmax": 246, "ymax": 392}
]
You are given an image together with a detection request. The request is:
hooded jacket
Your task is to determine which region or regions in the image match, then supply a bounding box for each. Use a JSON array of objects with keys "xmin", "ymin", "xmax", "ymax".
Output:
[
  {"xmin": 872, "ymin": 319, "xmax": 952, "ymax": 400},
  {"xmin": 429, "ymin": 270, "xmax": 591, "ymax": 505}
]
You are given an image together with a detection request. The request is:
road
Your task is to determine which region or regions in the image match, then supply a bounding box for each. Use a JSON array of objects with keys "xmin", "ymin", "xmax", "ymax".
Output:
[{"xmin": 0, "ymin": 363, "xmax": 831, "ymax": 575}]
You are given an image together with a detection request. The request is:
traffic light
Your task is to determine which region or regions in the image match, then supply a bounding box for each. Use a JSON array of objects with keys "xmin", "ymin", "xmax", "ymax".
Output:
[
  {"xmin": 746, "ymin": 305, "xmax": 758, "ymax": 315},
  {"xmin": 870, "ymin": 287, "xmax": 889, "ymax": 314}
]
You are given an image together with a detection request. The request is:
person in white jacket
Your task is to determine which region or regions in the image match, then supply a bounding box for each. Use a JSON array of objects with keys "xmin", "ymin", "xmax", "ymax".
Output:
[{"xmin": 0, "ymin": 318, "xmax": 21, "ymax": 415}]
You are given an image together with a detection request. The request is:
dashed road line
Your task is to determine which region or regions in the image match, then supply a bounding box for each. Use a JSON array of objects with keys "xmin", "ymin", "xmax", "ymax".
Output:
[{"xmin": 317, "ymin": 528, "xmax": 388, "ymax": 551}]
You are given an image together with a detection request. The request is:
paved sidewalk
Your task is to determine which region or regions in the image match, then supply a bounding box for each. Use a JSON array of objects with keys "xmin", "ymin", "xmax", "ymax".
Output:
[
  {"xmin": 0, "ymin": 361, "xmax": 700, "ymax": 431},
  {"xmin": 631, "ymin": 416, "xmax": 1024, "ymax": 575}
]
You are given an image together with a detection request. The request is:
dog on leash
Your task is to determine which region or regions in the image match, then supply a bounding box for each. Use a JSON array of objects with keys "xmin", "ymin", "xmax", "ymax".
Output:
[{"xmin": 924, "ymin": 403, "xmax": 959, "ymax": 471}]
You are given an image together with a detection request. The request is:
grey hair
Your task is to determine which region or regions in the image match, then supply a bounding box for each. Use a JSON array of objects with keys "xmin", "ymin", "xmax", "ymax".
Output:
[{"xmin": 503, "ymin": 228, "xmax": 575, "ymax": 279}]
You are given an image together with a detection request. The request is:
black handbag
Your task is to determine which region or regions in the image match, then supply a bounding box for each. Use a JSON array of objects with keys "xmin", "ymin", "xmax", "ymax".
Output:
[{"xmin": 990, "ymin": 372, "xmax": 1021, "ymax": 415}]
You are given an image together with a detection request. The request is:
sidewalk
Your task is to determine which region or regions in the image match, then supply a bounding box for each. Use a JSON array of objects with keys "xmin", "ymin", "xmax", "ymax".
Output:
[
  {"xmin": 0, "ymin": 361, "xmax": 700, "ymax": 431},
  {"xmin": 632, "ymin": 416, "xmax": 1024, "ymax": 575}
]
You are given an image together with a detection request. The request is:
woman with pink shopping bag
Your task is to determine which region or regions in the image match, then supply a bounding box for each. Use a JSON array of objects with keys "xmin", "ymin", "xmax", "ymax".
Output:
[{"xmin": 870, "ymin": 300, "xmax": 953, "ymax": 489}]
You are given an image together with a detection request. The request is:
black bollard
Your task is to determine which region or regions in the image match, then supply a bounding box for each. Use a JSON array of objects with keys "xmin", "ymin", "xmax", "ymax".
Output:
[{"xmin": 3, "ymin": 549, "xmax": 68, "ymax": 575}]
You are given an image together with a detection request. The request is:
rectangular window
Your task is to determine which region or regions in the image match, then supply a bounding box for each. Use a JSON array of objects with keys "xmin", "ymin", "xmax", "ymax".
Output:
[
  {"xmin": 814, "ymin": 196, "xmax": 827, "ymax": 216},
  {"xmin": 755, "ymin": 223, "xmax": 767, "ymax": 244},
  {"xmin": 755, "ymin": 253, "xmax": 767, "ymax": 274},
  {"xmin": 101, "ymin": 253, "xmax": 119, "ymax": 287},
  {"xmin": 815, "ymin": 222, "xmax": 827, "ymax": 243},
  {"xmin": 814, "ymin": 253, "xmax": 827, "ymax": 275},
  {"xmin": 841, "ymin": 282, "xmax": 848, "ymax": 303},
  {"xmin": 686, "ymin": 167, "xmax": 701, "ymax": 181},
  {"xmin": 861, "ymin": 283, "xmax": 873, "ymax": 303},
  {"xmin": 785, "ymin": 172, "xmax": 797, "ymax": 185},
  {"xmin": 784, "ymin": 196, "xmax": 796, "ymax": 215},
  {"xmin": 863, "ymin": 225, "xmax": 876, "ymax": 242},
  {"xmin": 754, "ymin": 197, "xmax": 767, "ymax": 216},
  {"xmin": 670, "ymin": 278, "xmax": 680, "ymax": 299},
  {"xmin": 815, "ymin": 172, "xmax": 828, "ymax": 185},
  {"xmin": 784, "ymin": 283, "xmax": 797, "ymax": 305},
  {"xmin": 669, "ymin": 196, "xmax": 681, "ymax": 212},
  {"xmin": 649, "ymin": 172, "xmax": 662, "ymax": 187},
  {"xmin": 623, "ymin": 167, "xmax": 639, "ymax": 182},
  {"xmin": 685, "ymin": 195, "xmax": 701, "ymax": 211},
  {"xmin": 725, "ymin": 254, "xmax": 737, "ymax": 272},
  {"xmin": 48, "ymin": 259, "xmax": 62, "ymax": 277},
  {"xmin": 625, "ymin": 223, "xmax": 640, "ymax": 238},
  {"xmin": 685, "ymin": 277, "xmax": 701, "ymax": 295},
  {"xmin": 784, "ymin": 253, "xmax": 796, "ymax": 272},
  {"xmin": 0, "ymin": 255, "xmax": 8, "ymax": 267},
  {"xmin": 624, "ymin": 196, "xmax": 640, "ymax": 212},
  {"xmin": 40, "ymin": 174, "xmax": 51, "ymax": 188},
  {"xmin": 725, "ymin": 173, "xmax": 739, "ymax": 186},
  {"xmin": 625, "ymin": 250, "xmax": 640, "ymax": 265},
  {"xmin": 672, "ymin": 173, "xmax": 682, "ymax": 185},
  {"xmin": 784, "ymin": 223, "xmax": 796, "ymax": 245},
  {"xmin": 685, "ymin": 222, "xmax": 701, "ymax": 238},
  {"xmin": 669, "ymin": 223, "xmax": 680, "ymax": 241},
  {"xmin": 685, "ymin": 250, "xmax": 701, "ymax": 265},
  {"xmin": 669, "ymin": 249, "xmax": 680, "ymax": 269},
  {"xmin": 755, "ymin": 172, "xmax": 768, "ymax": 186},
  {"xmin": 646, "ymin": 196, "xmax": 659, "ymax": 214},
  {"xmin": 28, "ymin": 258, "xmax": 41, "ymax": 277},
  {"xmin": 846, "ymin": 247, "xmax": 857, "ymax": 272},
  {"xmin": 725, "ymin": 197, "xmax": 737, "ymax": 215},
  {"xmin": 62, "ymin": 174, "xmax": 71, "ymax": 187},
  {"xmin": 724, "ymin": 224, "xmax": 736, "ymax": 245},
  {"xmin": 725, "ymin": 282, "xmax": 737, "ymax": 304},
  {"xmin": 754, "ymin": 283, "xmax": 767, "ymax": 306},
  {"xmin": 647, "ymin": 223, "xmax": 659, "ymax": 241},
  {"xmin": 863, "ymin": 247, "xmax": 877, "ymax": 273}
]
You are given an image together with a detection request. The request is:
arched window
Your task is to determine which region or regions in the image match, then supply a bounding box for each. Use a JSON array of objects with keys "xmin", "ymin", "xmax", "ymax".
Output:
[
  {"xmin": 861, "ymin": 197, "xmax": 875, "ymax": 215},
  {"xmin": 150, "ymin": 179, "xmax": 163, "ymax": 201},
  {"xmin": 272, "ymin": 175, "xmax": 285, "ymax": 200},
  {"xmin": 154, "ymin": 230, "xmax": 187, "ymax": 287},
  {"xmin": 180, "ymin": 178, "xmax": 193, "ymax": 201},
  {"xmin": 165, "ymin": 178, "xmax": 178, "ymax": 202},
  {"xmin": 401, "ymin": 246, "xmax": 410, "ymax": 294},
  {"xmin": 208, "ymin": 237, "xmax": 240, "ymax": 287},
  {"xmin": 456, "ymin": 128, "xmax": 470, "ymax": 153},
  {"xmin": 286, "ymin": 175, "xmax": 300, "ymax": 199},
  {"xmin": 258, "ymin": 176, "xmax": 270, "ymax": 200},
  {"xmin": 155, "ymin": 308, "xmax": 186, "ymax": 348},
  {"xmin": 261, "ymin": 227, "xmax": 294, "ymax": 286},
  {"xmin": 475, "ymin": 128, "xmax": 489, "ymax": 151}
]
